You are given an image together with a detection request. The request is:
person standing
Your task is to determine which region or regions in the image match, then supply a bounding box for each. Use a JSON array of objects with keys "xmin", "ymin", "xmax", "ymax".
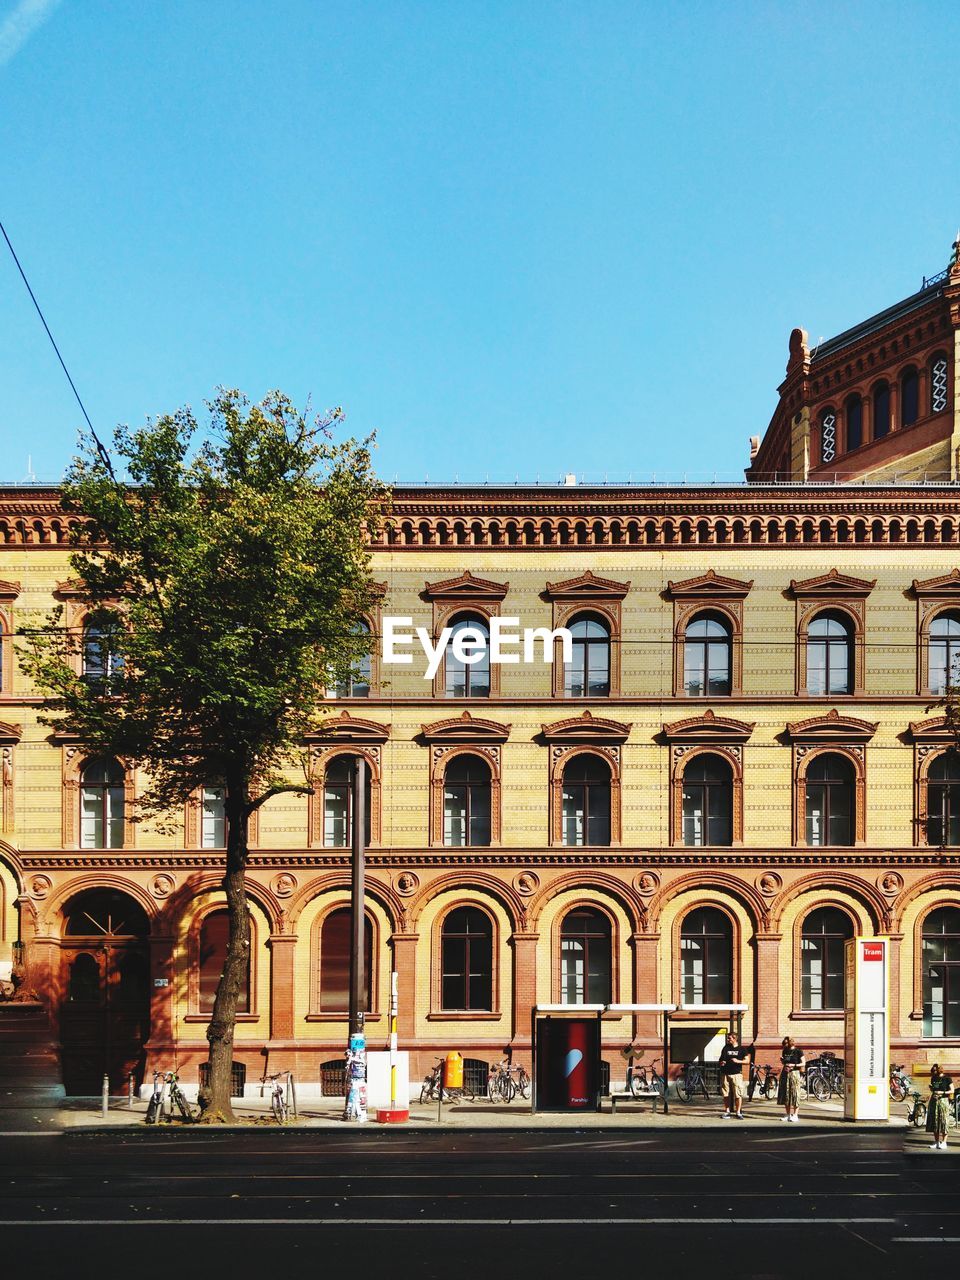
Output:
[
  {"xmin": 778, "ymin": 1037, "xmax": 804, "ymax": 1122},
  {"xmin": 926, "ymin": 1063, "xmax": 952, "ymax": 1150},
  {"xmin": 718, "ymin": 1032, "xmax": 748, "ymax": 1119}
]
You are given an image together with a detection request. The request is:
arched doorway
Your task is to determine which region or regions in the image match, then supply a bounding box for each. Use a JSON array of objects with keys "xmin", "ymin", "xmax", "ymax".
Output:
[{"xmin": 59, "ymin": 889, "xmax": 150, "ymax": 1094}]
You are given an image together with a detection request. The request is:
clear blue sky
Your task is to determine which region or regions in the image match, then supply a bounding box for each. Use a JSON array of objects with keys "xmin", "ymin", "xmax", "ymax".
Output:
[{"xmin": 2, "ymin": 0, "xmax": 960, "ymax": 485}]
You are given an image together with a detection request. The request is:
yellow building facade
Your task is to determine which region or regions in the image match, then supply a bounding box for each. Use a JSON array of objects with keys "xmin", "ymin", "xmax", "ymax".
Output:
[{"xmin": 3, "ymin": 256, "xmax": 960, "ymax": 1094}]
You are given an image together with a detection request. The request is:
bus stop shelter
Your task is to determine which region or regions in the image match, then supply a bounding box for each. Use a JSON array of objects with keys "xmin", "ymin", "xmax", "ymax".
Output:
[
  {"xmin": 666, "ymin": 1003, "xmax": 749, "ymax": 1078},
  {"xmin": 605, "ymin": 1003, "xmax": 676, "ymax": 1114}
]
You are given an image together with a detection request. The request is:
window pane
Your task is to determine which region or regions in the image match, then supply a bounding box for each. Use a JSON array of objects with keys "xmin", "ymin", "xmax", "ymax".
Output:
[
  {"xmin": 706, "ymin": 641, "xmax": 731, "ymax": 695},
  {"xmin": 469, "ymin": 785, "xmax": 491, "ymax": 846},
  {"xmin": 562, "ymin": 785, "xmax": 585, "ymax": 846},
  {"xmin": 826, "ymin": 638, "xmax": 851, "ymax": 694},
  {"xmin": 807, "ymin": 641, "xmax": 827, "ymax": 695},
  {"xmin": 199, "ymin": 911, "xmax": 250, "ymax": 1014},
  {"xmin": 805, "ymin": 784, "xmax": 825, "ymax": 846},
  {"xmin": 684, "ymin": 644, "xmax": 706, "ymax": 696},
  {"xmin": 202, "ymin": 787, "xmax": 225, "ymax": 848},
  {"xmin": 106, "ymin": 786, "xmax": 125, "ymax": 849},
  {"xmin": 828, "ymin": 783, "xmax": 852, "ymax": 846},
  {"xmin": 443, "ymin": 784, "xmax": 467, "ymax": 846},
  {"xmin": 80, "ymin": 787, "xmax": 103, "ymax": 849},
  {"xmin": 324, "ymin": 785, "xmax": 349, "ymax": 847},
  {"xmin": 319, "ymin": 910, "xmax": 371, "ymax": 1012}
]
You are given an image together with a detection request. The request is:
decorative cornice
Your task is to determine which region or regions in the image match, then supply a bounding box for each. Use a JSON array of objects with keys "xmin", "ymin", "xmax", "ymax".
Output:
[
  {"xmin": 0, "ymin": 720, "xmax": 22, "ymax": 741},
  {"xmin": 912, "ymin": 569, "xmax": 960, "ymax": 598},
  {"xmin": 421, "ymin": 571, "xmax": 509, "ymax": 600},
  {"xmin": 785, "ymin": 708, "xmax": 878, "ymax": 742},
  {"xmin": 907, "ymin": 715, "xmax": 957, "ymax": 742},
  {"xmin": 665, "ymin": 569, "xmax": 754, "ymax": 599},
  {"xmin": 53, "ymin": 579, "xmax": 88, "ymax": 600},
  {"xmin": 0, "ymin": 580, "xmax": 21, "ymax": 600},
  {"xmin": 789, "ymin": 568, "xmax": 876, "ymax": 598},
  {"xmin": 543, "ymin": 570, "xmax": 630, "ymax": 600},
  {"xmin": 540, "ymin": 710, "xmax": 630, "ymax": 742},
  {"xmin": 420, "ymin": 711, "xmax": 511, "ymax": 742},
  {"xmin": 304, "ymin": 711, "xmax": 390, "ymax": 743},
  {"xmin": 660, "ymin": 709, "xmax": 755, "ymax": 742}
]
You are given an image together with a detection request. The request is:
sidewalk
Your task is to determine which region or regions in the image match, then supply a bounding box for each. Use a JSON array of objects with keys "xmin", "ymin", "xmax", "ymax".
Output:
[{"xmin": 28, "ymin": 1092, "xmax": 913, "ymax": 1132}]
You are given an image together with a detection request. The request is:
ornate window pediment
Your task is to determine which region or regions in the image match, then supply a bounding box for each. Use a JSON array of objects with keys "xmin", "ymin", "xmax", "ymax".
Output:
[
  {"xmin": 53, "ymin": 579, "xmax": 91, "ymax": 601},
  {"xmin": 665, "ymin": 569, "xmax": 753, "ymax": 600},
  {"xmin": 420, "ymin": 711, "xmax": 511, "ymax": 743},
  {"xmin": 785, "ymin": 708, "xmax": 877, "ymax": 742},
  {"xmin": 0, "ymin": 580, "xmax": 20, "ymax": 600},
  {"xmin": 913, "ymin": 569, "xmax": 960, "ymax": 598},
  {"xmin": 661, "ymin": 709, "xmax": 754, "ymax": 743},
  {"xmin": 305, "ymin": 711, "xmax": 390, "ymax": 743},
  {"xmin": 0, "ymin": 721, "xmax": 22, "ymax": 742},
  {"xmin": 908, "ymin": 715, "xmax": 956, "ymax": 742},
  {"xmin": 541, "ymin": 710, "xmax": 629, "ymax": 743},
  {"xmin": 789, "ymin": 568, "xmax": 876, "ymax": 598},
  {"xmin": 542, "ymin": 571, "xmax": 630, "ymax": 601},
  {"xmin": 421, "ymin": 571, "xmax": 509, "ymax": 602}
]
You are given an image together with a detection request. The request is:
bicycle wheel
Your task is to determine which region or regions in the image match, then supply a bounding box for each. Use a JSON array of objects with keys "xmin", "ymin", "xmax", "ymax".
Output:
[
  {"xmin": 272, "ymin": 1091, "xmax": 289, "ymax": 1124},
  {"xmin": 797, "ymin": 1074, "xmax": 808, "ymax": 1101},
  {"xmin": 173, "ymin": 1088, "xmax": 196, "ymax": 1123},
  {"xmin": 912, "ymin": 1103, "xmax": 926, "ymax": 1128},
  {"xmin": 145, "ymin": 1096, "xmax": 160, "ymax": 1125},
  {"xmin": 420, "ymin": 1079, "xmax": 434, "ymax": 1104},
  {"xmin": 629, "ymin": 1072, "xmax": 644, "ymax": 1099},
  {"xmin": 675, "ymin": 1073, "xmax": 692, "ymax": 1103},
  {"xmin": 807, "ymin": 1070, "xmax": 830, "ymax": 1102},
  {"xmin": 460, "ymin": 1080, "xmax": 476, "ymax": 1103},
  {"xmin": 764, "ymin": 1075, "xmax": 779, "ymax": 1101},
  {"xmin": 699, "ymin": 1072, "xmax": 710, "ymax": 1100},
  {"xmin": 516, "ymin": 1070, "xmax": 530, "ymax": 1100},
  {"xmin": 486, "ymin": 1075, "xmax": 500, "ymax": 1103},
  {"xmin": 889, "ymin": 1078, "xmax": 907, "ymax": 1102},
  {"xmin": 832, "ymin": 1073, "xmax": 845, "ymax": 1100},
  {"xmin": 651, "ymin": 1073, "xmax": 665, "ymax": 1098},
  {"xmin": 499, "ymin": 1076, "xmax": 516, "ymax": 1103}
]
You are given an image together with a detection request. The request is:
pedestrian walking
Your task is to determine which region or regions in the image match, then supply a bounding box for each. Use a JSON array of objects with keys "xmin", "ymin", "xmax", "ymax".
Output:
[
  {"xmin": 926, "ymin": 1063, "xmax": 952, "ymax": 1150},
  {"xmin": 718, "ymin": 1032, "xmax": 748, "ymax": 1119},
  {"xmin": 778, "ymin": 1036, "xmax": 804, "ymax": 1123}
]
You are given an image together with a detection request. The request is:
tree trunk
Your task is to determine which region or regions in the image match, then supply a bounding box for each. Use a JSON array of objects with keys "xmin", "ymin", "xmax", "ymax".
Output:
[{"xmin": 200, "ymin": 777, "xmax": 250, "ymax": 1122}]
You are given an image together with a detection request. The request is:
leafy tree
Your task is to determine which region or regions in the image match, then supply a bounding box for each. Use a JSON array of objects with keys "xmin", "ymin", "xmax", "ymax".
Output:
[{"xmin": 21, "ymin": 390, "xmax": 385, "ymax": 1120}]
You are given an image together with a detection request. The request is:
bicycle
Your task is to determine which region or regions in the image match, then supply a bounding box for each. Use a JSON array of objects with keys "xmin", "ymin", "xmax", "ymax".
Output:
[
  {"xmin": 889, "ymin": 1064, "xmax": 912, "ymax": 1102},
  {"xmin": 747, "ymin": 1061, "xmax": 779, "ymax": 1101},
  {"xmin": 675, "ymin": 1060, "xmax": 710, "ymax": 1103},
  {"xmin": 421, "ymin": 1058, "xmax": 476, "ymax": 1104},
  {"xmin": 906, "ymin": 1089, "xmax": 927, "ymax": 1127},
  {"xmin": 145, "ymin": 1069, "xmax": 196, "ymax": 1124},
  {"xmin": 513, "ymin": 1063, "xmax": 531, "ymax": 1100},
  {"xmin": 487, "ymin": 1059, "xmax": 516, "ymax": 1103},
  {"xmin": 805, "ymin": 1053, "xmax": 844, "ymax": 1101},
  {"xmin": 261, "ymin": 1070, "xmax": 294, "ymax": 1124},
  {"xmin": 627, "ymin": 1052, "xmax": 666, "ymax": 1100}
]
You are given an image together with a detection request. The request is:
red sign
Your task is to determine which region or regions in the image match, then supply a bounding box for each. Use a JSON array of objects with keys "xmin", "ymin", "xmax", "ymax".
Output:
[{"xmin": 862, "ymin": 942, "xmax": 884, "ymax": 962}]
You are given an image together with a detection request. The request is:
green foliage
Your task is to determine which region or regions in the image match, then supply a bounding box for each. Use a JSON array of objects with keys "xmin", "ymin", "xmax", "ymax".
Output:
[{"xmin": 20, "ymin": 388, "xmax": 387, "ymax": 819}]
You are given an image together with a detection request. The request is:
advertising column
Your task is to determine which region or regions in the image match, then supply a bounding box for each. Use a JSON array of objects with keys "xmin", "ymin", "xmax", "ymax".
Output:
[{"xmin": 843, "ymin": 936, "xmax": 889, "ymax": 1121}]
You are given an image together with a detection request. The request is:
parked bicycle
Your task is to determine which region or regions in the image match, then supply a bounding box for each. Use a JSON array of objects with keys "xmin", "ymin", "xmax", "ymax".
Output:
[
  {"xmin": 805, "ymin": 1052, "xmax": 844, "ymax": 1101},
  {"xmin": 421, "ymin": 1057, "xmax": 476, "ymax": 1104},
  {"xmin": 487, "ymin": 1058, "xmax": 516, "ymax": 1103},
  {"xmin": 747, "ymin": 1060, "xmax": 779, "ymax": 1101},
  {"xmin": 675, "ymin": 1060, "xmax": 710, "ymax": 1102},
  {"xmin": 906, "ymin": 1088, "xmax": 926, "ymax": 1127},
  {"xmin": 261, "ymin": 1070, "xmax": 296, "ymax": 1124},
  {"xmin": 889, "ymin": 1063, "xmax": 912, "ymax": 1102},
  {"xmin": 145, "ymin": 1069, "xmax": 196, "ymax": 1124},
  {"xmin": 626, "ymin": 1051, "xmax": 667, "ymax": 1099}
]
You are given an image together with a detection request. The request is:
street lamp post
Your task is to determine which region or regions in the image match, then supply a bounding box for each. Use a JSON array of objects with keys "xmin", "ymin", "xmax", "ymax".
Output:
[{"xmin": 343, "ymin": 755, "xmax": 368, "ymax": 1122}]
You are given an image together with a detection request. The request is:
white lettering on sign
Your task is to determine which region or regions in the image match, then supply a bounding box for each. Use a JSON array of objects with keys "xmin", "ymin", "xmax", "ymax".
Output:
[{"xmin": 381, "ymin": 617, "xmax": 573, "ymax": 679}]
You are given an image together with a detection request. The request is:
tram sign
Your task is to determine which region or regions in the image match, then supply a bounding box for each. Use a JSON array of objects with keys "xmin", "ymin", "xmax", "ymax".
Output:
[{"xmin": 843, "ymin": 935, "xmax": 889, "ymax": 1121}]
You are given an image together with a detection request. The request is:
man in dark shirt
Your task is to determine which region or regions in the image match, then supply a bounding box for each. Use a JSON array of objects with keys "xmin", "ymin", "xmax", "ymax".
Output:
[{"xmin": 718, "ymin": 1033, "xmax": 749, "ymax": 1119}]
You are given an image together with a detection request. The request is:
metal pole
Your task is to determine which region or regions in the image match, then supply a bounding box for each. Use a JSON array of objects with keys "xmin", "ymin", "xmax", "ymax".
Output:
[
  {"xmin": 101, "ymin": 1073, "xmax": 109, "ymax": 1119},
  {"xmin": 389, "ymin": 970, "xmax": 398, "ymax": 1109},
  {"xmin": 127, "ymin": 1072, "xmax": 134, "ymax": 1109},
  {"xmin": 343, "ymin": 756, "xmax": 368, "ymax": 1122},
  {"xmin": 662, "ymin": 1010, "xmax": 670, "ymax": 1115}
]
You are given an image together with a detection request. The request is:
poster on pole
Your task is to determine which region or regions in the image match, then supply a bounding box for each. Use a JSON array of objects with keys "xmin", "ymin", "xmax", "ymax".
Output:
[{"xmin": 843, "ymin": 936, "xmax": 889, "ymax": 1121}]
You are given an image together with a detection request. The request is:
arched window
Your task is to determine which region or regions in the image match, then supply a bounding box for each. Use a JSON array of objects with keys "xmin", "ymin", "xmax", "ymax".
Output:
[
  {"xmin": 680, "ymin": 907, "xmax": 732, "ymax": 1004},
  {"xmin": 335, "ymin": 620, "xmax": 372, "ymax": 698},
  {"xmin": 845, "ymin": 394, "xmax": 863, "ymax": 452},
  {"xmin": 68, "ymin": 953, "xmax": 100, "ymax": 1003},
  {"xmin": 901, "ymin": 366, "xmax": 919, "ymax": 427},
  {"xmin": 561, "ymin": 755, "xmax": 611, "ymax": 847},
  {"xmin": 443, "ymin": 755, "xmax": 491, "ymax": 847},
  {"xmin": 319, "ymin": 906, "xmax": 372, "ymax": 1012},
  {"xmin": 928, "ymin": 753, "xmax": 960, "ymax": 847},
  {"xmin": 819, "ymin": 408, "xmax": 837, "ymax": 464},
  {"xmin": 560, "ymin": 907, "xmax": 612, "ymax": 1004},
  {"xmin": 801, "ymin": 907, "xmax": 853, "ymax": 1010},
  {"xmin": 681, "ymin": 754, "xmax": 733, "ymax": 847},
  {"xmin": 323, "ymin": 756, "xmax": 371, "ymax": 848},
  {"xmin": 931, "ymin": 352, "xmax": 950, "ymax": 415},
  {"xmin": 807, "ymin": 612, "xmax": 853, "ymax": 695},
  {"xmin": 80, "ymin": 759, "xmax": 125, "ymax": 849},
  {"xmin": 922, "ymin": 907, "xmax": 960, "ymax": 1038},
  {"xmin": 82, "ymin": 614, "xmax": 122, "ymax": 685},
  {"xmin": 445, "ymin": 615, "xmax": 490, "ymax": 698},
  {"xmin": 928, "ymin": 611, "xmax": 960, "ymax": 695},
  {"xmin": 683, "ymin": 612, "xmax": 732, "ymax": 696},
  {"xmin": 201, "ymin": 786, "xmax": 226, "ymax": 848},
  {"xmin": 199, "ymin": 909, "xmax": 250, "ymax": 1013},
  {"xmin": 441, "ymin": 907, "xmax": 493, "ymax": 1010},
  {"xmin": 564, "ymin": 615, "xmax": 611, "ymax": 697},
  {"xmin": 805, "ymin": 753, "xmax": 855, "ymax": 847},
  {"xmin": 64, "ymin": 888, "xmax": 149, "ymax": 938},
  {"xmin": 872, "ymin": 381, "xmax": 890, "ymax": 439}
]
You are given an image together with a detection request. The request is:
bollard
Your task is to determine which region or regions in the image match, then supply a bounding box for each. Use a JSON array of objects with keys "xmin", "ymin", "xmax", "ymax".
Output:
[
  {"xmin": 101, "ymin": 1073, "xmax": 110, "ymax": 1119},
  {"xmin": 128, "ymin": 1072, "xmax": 135, "ymax": 1109}
]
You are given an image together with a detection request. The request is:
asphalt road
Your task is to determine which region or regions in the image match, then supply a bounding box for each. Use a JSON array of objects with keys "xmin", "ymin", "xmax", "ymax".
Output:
[{"xmin": 0, "ymin": 1125, "xmax": 954, "ymax": 1279}]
